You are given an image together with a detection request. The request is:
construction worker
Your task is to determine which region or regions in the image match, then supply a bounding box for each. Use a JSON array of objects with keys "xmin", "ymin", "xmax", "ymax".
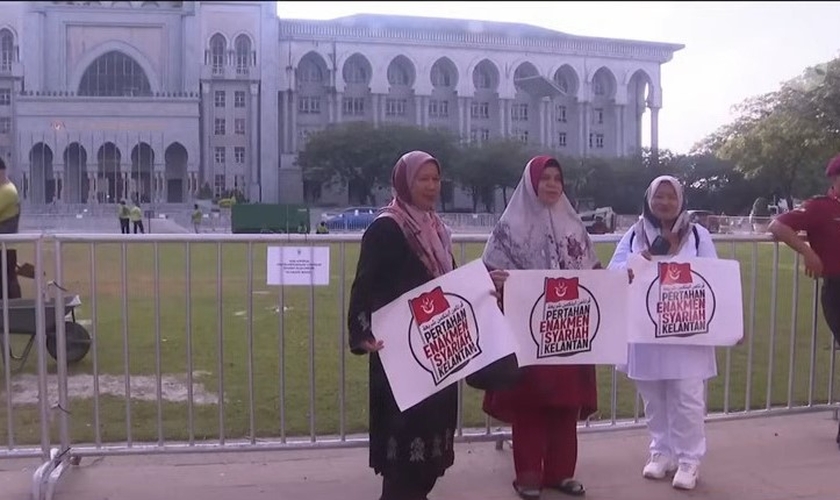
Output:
[
  {"xmin": 130, "ymin": 202, "xmax": 145, "ymax": 234},
  {"xmin": 316, "ymin": 221, "xmax": 329, "ymax": 234},
  {"xmin": 191, "ymin": 204, "xmax": 202, "ymax": 233},
  {"xmin": 118, "ymin": 200, "xmax": 130, "ymax": 234},
  {"xmin": 0, "ymin": 157, "xmax": 21, "ymax": 298}
]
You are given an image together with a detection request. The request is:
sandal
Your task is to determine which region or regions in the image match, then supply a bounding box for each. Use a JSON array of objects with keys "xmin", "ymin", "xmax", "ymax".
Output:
[
  {"xmin": 549, "ymin": 478, "xmax": 586, "ymax": 497},
  {"xmin": 512, "ymin": 480, "xmax": 541, "ymax": 500}
]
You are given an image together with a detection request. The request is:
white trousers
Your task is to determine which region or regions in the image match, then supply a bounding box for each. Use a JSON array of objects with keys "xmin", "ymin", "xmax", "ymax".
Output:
[{"xmin": 635, "ymin": 378, "xmax": 707, "ymax": 465}]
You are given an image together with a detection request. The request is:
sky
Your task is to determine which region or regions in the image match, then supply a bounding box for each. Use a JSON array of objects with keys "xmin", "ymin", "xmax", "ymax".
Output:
[{"xmin": 276, "ymin": 1, "xmax": 840, "ymax": 154}]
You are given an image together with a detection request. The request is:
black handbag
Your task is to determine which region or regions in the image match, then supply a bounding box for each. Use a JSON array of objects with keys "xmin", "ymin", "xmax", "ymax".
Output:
[{"xmin": 465, "ymin": 352, "xmax": 522, "ymax": 391}]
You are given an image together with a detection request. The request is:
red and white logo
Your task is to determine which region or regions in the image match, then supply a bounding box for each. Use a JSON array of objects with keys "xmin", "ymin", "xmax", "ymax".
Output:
[
  {"xmin": 646, "ymin": 262, "xmax": 716, "ymax": 338},
  {"xmin": 407, "ymin": 287, "xmax": 481, "ymax": 385},
  {"xmin": 529, "ymin": 276, "xmax": 600, "ymax": 358}
]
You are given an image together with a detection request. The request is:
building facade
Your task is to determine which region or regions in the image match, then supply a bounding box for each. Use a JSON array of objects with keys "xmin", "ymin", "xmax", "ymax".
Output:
[{"xmin": 0, "ymin": 1, "xmax": 682, "ymax": 208}]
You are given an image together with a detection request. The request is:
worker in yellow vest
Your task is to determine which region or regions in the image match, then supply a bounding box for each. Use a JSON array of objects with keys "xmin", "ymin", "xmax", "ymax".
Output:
[
  {"xmin": 130, "ymin": 202, "xmax": 145, "ymax": 234},
  {"xmin": 117, "ymin": 200, "xmax": 130, "ymax": 234},
  {"xmin": 0, "ymin": 157, "xmax": 21, "ymax": 298}
]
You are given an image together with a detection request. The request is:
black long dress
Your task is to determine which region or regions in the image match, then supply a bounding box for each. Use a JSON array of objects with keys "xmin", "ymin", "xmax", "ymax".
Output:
[{"xmin": 348, "ymin": 217, "xmax": 458, "ymax": 481}]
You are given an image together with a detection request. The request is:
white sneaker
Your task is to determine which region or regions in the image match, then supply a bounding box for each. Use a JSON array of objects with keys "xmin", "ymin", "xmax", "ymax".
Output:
[
  {"xmin": 642, "ymin": 453, "xmax": 677, "ymax": 479},
  {"xmin": 672, "ymin": 462, "xmax": 699, "ymax": 490}
]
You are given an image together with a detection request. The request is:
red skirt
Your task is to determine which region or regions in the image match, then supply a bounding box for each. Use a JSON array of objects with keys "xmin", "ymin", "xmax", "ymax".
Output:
[{"xmin": 482, "ymin": 364, "xmax": 598, "ymax": 424}]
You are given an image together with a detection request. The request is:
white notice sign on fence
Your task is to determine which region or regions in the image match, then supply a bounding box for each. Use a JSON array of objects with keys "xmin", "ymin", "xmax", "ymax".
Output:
[{"xmin": 266, "ymin": 246, "xmax": 330, "ymax": 286}]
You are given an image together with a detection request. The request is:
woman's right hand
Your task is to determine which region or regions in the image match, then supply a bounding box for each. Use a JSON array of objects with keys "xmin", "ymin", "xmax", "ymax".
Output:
[
  {"xmin": 358, "ymin": 338, "xmax": 384, "ymax": 353},
  {"xmin": 640, "ymin": 250, "xmax": 653, "ymax": 261}
]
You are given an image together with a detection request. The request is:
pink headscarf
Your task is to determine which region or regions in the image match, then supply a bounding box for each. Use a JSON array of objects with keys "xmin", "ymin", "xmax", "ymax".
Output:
[{"xmin": 378, "ymin": 151, "xmax": 454, "ymax": 278}]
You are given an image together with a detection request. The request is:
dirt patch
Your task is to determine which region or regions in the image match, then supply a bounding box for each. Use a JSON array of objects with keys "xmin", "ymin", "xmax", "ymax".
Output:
[{"xmin": 2, "ymin": 371, "xmax": 219, "ymax": 406}]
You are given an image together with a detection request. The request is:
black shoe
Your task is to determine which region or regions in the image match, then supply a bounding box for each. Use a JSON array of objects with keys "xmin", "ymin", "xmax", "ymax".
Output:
[{"xmin": 513, "ymin": 481, "xmax": 541, "ymax": 500}]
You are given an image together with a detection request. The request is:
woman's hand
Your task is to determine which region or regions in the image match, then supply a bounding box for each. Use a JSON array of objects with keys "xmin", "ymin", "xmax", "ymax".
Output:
[
  {"xmin": 489, "ymin": 269, "xmax": 509, "ymax": 294},
  {"xmin": 640, "ymin": 250, "xmax": 653, "ymax": 261},
  {"xmin": 627, "ymin": 268, "xmax": 635, "ymax": 284},
  {"xmin": 358, "ymin": 338, "xmax": 384, "ymax": 353}
]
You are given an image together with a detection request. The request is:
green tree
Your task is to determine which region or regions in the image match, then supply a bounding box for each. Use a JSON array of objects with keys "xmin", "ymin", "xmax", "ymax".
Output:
[
  {"xmin": 296, "ymin": 122, "xmax": 460, "ymax": 205},
  {"xmin": 703, "ymin": 89, "xmax": 830, "ymax": 210},
  {"xmin": 454, "ymin": 139, "xmax": 531, "ymax": 211}
]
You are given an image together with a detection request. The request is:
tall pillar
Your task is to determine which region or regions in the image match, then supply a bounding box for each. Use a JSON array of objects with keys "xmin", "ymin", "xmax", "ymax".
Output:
[
  {"xmin": 335, "ymin": 91, "xmax": 343, "ymax": 124},
  {"xmin": 579, "ymin": 102, "xmax": 590, "ymax": 157},
  {"xmin": 415, "ymin": 96, "xmax": 423, "ymax": 127},
  {"xmin": 615, "ymin": 104, "xmax": 625, "ymax": 156},
  {"xmin": 649, "ymin": 106, "xmax": 660, "ymax": 154},
  {"xmin": 249, "ymin": 83, "xmax": 259, "ymax": 200},
  {"xmin": 54, "ymin": 172, "xmax": 63, "ymax": 202},
  {"xmin": 464, "ymin": 97, "xmax": 472, "ymax": 141},
  {"xmin": 457, "ymin": 97, "xmax": 465, "ymax": 138},
  {"xmin": 371, "ymin": 93, "xmax": 380, "ymax": 127},
  {"xmin": 290, "ymin": 91, "xmax": 298, "ymax": 152}
]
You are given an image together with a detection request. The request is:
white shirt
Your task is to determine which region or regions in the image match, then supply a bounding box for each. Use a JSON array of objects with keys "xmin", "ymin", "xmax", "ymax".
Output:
[{"xmin": 607, "ymin": 223, "xmax": 719, "ymax": 381}]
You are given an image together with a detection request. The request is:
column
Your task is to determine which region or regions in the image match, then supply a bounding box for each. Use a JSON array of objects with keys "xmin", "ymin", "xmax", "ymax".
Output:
[
  {"xmin": 649, "ymin": 106, "xmax": 660, "ymax": 153},
  {"xmin": 457, "ymin": 97, "xmax": 465, "ymax": 138},
  {"xmin": 415, "ymin": 96, "xmax": 423, "ymax": 127},
  {"xmin": 422, "ymin": 96, "xmax": 429, "ymax": 127},
  {"xmin": 327, "ymin": 92, "xmax": 335, "ymax": 123},
  {"xmin": 464, "ymin": 97, "xmax": 472, "ymax": 141},
  {"xmin": 55, "ymin": 172, "xmax": 63, "ymax": 202},
  {"xmin": 539, "ymin": 99, "xmax": 548, "ymax": 147},
  {"xmin": 578, "ymin": 102, "xmax": 589, "ymax": 157},
  {"xmin": 371, "ymin": 93, "xmax": 379, "ymax": 127},
  {"xmin": 615, "ymin": 104, "xmax": 625, "ymax": 156},
  {"xmin": 249, "ymin": 84, "xmax": 259, "ymax": 200},
  {"xmin": 87, "ymin": 173, "xmax": 95, "ymax": 203},
  {"xmin": 335, "ymin": 91, "xmax": 343, "ymax": 124},
  {"xmin": 497, "ymin": 99, "xmax": 506, "ymax": 138},
  {"xmin": 122, "ymin": 172, "xmax": 129, "ymax": 200},
  {"xmin": 290, "ymin": 91, "xmax": 298, "ymax": 152}
]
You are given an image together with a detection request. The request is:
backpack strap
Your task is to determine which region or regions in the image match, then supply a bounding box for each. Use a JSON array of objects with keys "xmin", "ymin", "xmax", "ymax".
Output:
[
  {"xmin": 629, "ymin": 224, "xmax": 701, "ymax": 253},
  {"xmin": 692, "ymin": 224, "xmax": 700, "ymax": 253}
]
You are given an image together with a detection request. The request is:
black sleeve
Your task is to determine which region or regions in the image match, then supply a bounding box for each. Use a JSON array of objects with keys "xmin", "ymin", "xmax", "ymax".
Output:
[{"xmin": 347, "ymin": 218, "xmax": 405, "ymax": 355}]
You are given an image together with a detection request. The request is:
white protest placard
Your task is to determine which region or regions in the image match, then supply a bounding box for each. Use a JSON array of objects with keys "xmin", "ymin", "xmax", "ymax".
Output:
[
  {"xmin": 266, "ymin": 246, "xmax": 330, "ymax": 286},
  {"xmin": 627, "ymin": 254, "xmax": 743, "ymax": 346},
  {"xmin": 503, "ymin": 270, "xmax": 629, "ymax": 365},
  {"xmin": 372, "ymin": 259, "xmax": 518, "ymax": 412}
]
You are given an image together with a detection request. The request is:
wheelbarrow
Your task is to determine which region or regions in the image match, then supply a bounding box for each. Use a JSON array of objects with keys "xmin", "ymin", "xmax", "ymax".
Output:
[{"xmin": 0, "ymin": 264, "xmax": 92, "ymax": 373}]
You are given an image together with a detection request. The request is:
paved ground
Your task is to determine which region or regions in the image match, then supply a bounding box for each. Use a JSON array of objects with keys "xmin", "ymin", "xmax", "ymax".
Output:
[{"xmin": 2, "ymin": 412, "xmax": 839, "ymax": 499}]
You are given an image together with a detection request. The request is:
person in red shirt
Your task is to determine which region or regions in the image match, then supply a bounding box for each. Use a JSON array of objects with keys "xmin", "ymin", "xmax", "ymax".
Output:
[{"xmin": 769, "ymin": 153, "xmax": 840, "ymax": 449}]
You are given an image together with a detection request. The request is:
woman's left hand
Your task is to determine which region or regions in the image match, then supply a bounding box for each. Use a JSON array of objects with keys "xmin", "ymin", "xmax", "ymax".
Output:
[{"xmin": 489, "ymin": 269, "xmax": 509, "ymax": 301}]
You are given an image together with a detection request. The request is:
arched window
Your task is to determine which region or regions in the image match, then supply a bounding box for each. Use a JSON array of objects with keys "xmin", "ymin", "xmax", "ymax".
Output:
[
  {"xmin": 234, "ymin": 35, "xmax": 251, "ymax": 74},
  {"xmin": 210, "ymin": 33, "xmax": 226, "ymax": 72},
  {"xmin": 0, "ymin": 29, "xmax": 14, "ymax": 71},
  {"xmin": 77, "ymin": 51, "xmax": 152, "ymax": 97}
]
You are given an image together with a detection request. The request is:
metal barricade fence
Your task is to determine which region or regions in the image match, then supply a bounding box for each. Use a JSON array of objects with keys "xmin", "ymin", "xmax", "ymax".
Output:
[{"xmin": 0, "ymin": 233, "xmax": 836, "ymax": 500}]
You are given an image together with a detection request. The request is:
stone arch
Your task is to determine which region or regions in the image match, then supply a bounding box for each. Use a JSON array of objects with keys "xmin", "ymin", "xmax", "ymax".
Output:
[
  {"xmin": 430, "ymin": 56, "xmax": 458, "ymax": 89},
  {"xmin": 77, "ymin": 50, "xmax": 152, "ymax": 97},
  {"xmin": 513, "ymin": 61, "xmax": 540, "ymax": 94},
  {"xmin": 628, "ymin": 68, "xmax": 655, "ymax": 105},
  {"xmin": 97, "ymin": 142, "xmax": 122, "ymax": 203},
  {"xmin": 208, "ymin": 32, "xmax": 227, "ymax": 70},
  {"xmin": 296, "ymin": 51, "xmax": 328, "ymax": 85},
  {"xmin": 29, "ymin": 143, "xmax": 54, "ymax": 205},
  {"xmin": 63, "ymin": 143, "xmax": 88, "ymax": 204},
  {"xmin": 164, "ymin": 142, "xmax": 187, "ymax": 203},
  {"xmin": 342, "ymin": 53, "xmax": 372, "ymax": 86},
  {"xmin": 233, "ymin": 33, "xmax": 253, "ymax": 73},
  {"xmin": 552, "ymin": 64, "xmax": 580, "ymax": 97},
  {"xmin": 130, "ymin": 142, "xmax": 154, "ymax": 203},
  {"xmin": 472, "ymin": 58, "xmax": 500, "ymax": 91},
  {"xmin": 590, "ymin": 66, "xmax": 617, "ymax": 100},
  {"xmin": 69, "ymin": 41, "xmax": 160, "ymax": 95},
  {"xmin": 0, "ymin": 28, "xmax": 17, "ymax": 71},
  {"xmin": 386, "ymin": 54, "xmax": 416, "ymax": 88}
]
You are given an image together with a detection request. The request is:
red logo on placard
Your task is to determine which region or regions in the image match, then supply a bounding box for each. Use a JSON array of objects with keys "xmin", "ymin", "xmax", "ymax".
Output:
[
  {"xmin": 408, "ymin": 287, "xmax": 451, "ymax": 325},
  {"xmin": 544, "ymin": 277, "xmax": 580, "ymax": 302},
  {"xmin": 659, "ymin": 262, "xmax": 692, "ymax": 285}
]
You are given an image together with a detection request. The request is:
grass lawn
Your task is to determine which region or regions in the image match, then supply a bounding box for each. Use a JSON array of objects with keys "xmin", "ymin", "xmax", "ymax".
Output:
[{"xmin": 0, "ymin": 238, "xmax": 837, "ymax": 448}]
